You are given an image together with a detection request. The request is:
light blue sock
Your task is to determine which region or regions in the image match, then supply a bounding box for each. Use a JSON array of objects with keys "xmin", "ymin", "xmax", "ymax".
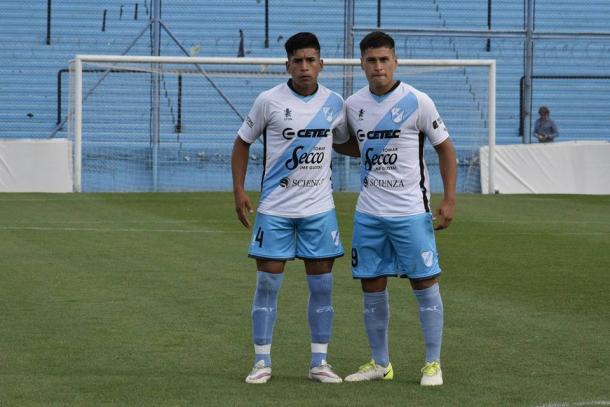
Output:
[
  {"xmin": 307, "ymin": 273, "xmax": 334, "ymax": 368},
  {"xmin": 363, "ymin": 290, "xmax": 390, "ymax": 367},
  {"xmin": 252, "ymin": 271, "xmax": 284, "ymax": 366},
  {"xmin": 413, "ymin": 283, "xmax": 444, "ymax": 362}
]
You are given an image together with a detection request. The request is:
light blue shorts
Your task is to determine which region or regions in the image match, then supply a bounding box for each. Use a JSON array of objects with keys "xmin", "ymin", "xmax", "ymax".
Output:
[
  {"xmin": 351, "ymin": 211, "xmax": 441, "ymax": 280},
  {"xmin": 248, "ymin": 209, "xmax": 344, "ymax": 261}
]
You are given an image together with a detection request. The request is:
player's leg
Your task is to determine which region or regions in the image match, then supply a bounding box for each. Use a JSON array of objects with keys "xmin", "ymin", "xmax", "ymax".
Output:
[
  {"xmin": 245, "ymin": 260, "xmax": 285, "ymax": 384},
  {"xmin": 345, "ymin": 212, "xmax": 394, "ymax": 382},
  {"xmin": 245, "ymin": 213, "xmax": 296, "ymax": 384},
  {"xmin": 362, "ymin": 277, "xmax": 391, "ymax": 369},
  {"xmin": 303, "ymin": 259, "xmax": 342, "ymax": 383},
  {"xmin": 390, "ymin": 212, "xmax": 444, "ymax": 386},
  {"xmin": 296, "ymin": 210, "xmax": 344, "ymax": 383},
  {"xmin": 304, "ymin": 259, "xmax": 334, "ymax": 369},
  {"xmin": 411, "ymin": 277, "xmax": 443, "ymax": 386}
]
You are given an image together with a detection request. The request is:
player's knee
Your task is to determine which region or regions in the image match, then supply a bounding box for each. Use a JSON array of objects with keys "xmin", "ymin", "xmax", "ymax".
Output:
[
  {"xmin": 361, "ymin": 277, "xmax": 387, "ymax": 292},
  {"xmin": 255, "ymin": 271, "xmax": 283, "ymax": 297},
  {"xmin": 304, "ymin": 259, "xmax": 334, "ymax": 275},
  {"xmin": 410, "ymin": 277, "xmax": 439, "ymax": 291},
  {"xmin": 307, "ymin": 273, "xmax": 333, "ymax": 299}
]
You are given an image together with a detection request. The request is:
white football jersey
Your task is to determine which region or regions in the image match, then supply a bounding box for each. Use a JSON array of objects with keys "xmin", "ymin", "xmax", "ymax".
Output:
[
  {"xmin": 345, "ymin": 81, "xmax": 450, "ymax": 216},
  {"xmin": 238, "ymin": 82, "xmax": 345, "ymax": 217}
]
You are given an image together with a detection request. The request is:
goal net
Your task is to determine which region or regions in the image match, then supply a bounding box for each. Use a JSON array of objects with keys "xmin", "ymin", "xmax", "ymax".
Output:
[{"xmin": 67, "ymin": 55, "xmax": 495, "ymax": 193}]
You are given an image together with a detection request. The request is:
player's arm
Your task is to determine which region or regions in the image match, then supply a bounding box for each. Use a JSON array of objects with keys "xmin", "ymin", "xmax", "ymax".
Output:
[
  {"xmin": 231, "ymin": 137, "xmax": 254, "ymax": 228},
  {"xmin": 232, "ymin": 93, "xmax": 267, "ymax": 228},
  {"xmin": 417, "ymin": 92, "xmax": 457, "ymax": 230},
  {"xmin": 331, "ymin": 102, "xmax": 361, "ymax": 157},
  {"xmin": 333, "ymin": 135, "xmax": 360, "ymax": 157},
  {"xmin": 434, "ymin": 138, "xmax": 457, "ymax": 230}
]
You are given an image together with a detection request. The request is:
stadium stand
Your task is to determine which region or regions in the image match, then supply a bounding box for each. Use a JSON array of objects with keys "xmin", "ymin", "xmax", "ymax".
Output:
[{"xmin": 0, "ymin": 0, "xmax": 608, "ymax": 190}]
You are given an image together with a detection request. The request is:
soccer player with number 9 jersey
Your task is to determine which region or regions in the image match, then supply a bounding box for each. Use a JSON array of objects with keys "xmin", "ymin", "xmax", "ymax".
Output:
[{"xmin": 342, "ymin": 31, "xmax": 457, "ymax": 386}]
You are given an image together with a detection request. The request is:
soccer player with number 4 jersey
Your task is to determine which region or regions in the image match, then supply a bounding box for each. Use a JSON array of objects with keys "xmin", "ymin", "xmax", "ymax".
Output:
[
  {"xmin": 231, "ymin": 32, "xmax": 349, "ymax": 384},
  {"xmin": 340, "ymin": 31, "xmax": 457, "ymax": 386}
]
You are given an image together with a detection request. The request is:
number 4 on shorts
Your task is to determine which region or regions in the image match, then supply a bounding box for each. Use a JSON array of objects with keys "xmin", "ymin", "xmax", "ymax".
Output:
[{"xmin": 255, "ymin": 227, "xmax": 264, "ymax": 248}]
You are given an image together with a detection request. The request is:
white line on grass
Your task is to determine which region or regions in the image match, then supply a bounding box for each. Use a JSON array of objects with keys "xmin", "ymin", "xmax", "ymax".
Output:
[
  {"xmin": 3, "ymin": 220, "xmax": 232, "ymax": 225},
  {"xmin": 0, "ymin": 226, "xmax": 605, "ymax": 236},
  {"xmin": 0, "ymin": 226, "xmax": 241, "ymax": 234},
  {"xmin": 473, "ymin": 219, "xmax": 608, "ymax": 225},
  {"xmin": 534, "ymin": 401, "xmax": 610, "ymax": 407},
  {"xmin": 0, "ymin": 195, "xmax": 224, "ymax": 202},
  {"xmin": 464, "ymin": 232, "xmax": 608, "ymax": 236}
]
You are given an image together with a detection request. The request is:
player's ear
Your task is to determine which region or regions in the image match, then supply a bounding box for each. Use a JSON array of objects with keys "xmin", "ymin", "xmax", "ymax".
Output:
[
  {"xmin": 319, "ymin": 58, "xmax": 324, "ymax": 70},
  {"xmin": 360, "ymin": 57, "xmax": 365, "ymax": 70},
  {"xmin": 285, "ymin": 60, "xmax": 289, "ymax": 71}
]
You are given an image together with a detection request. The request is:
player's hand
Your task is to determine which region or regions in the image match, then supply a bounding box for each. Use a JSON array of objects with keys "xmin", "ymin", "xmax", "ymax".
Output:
[
  {"xmin": 434, "ymin": 199, "xmax": 455, "ymax": 231},
  {"xmin": 234, "ymin": 190, "xmax": 254, "ymax": 229}
]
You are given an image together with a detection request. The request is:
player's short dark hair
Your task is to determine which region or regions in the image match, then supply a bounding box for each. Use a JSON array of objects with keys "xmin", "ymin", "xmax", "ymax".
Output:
[
  {"xmin": 284, "ymin": 32, "xmax": 320, "ymax": 57},
  {"xmin": 359, "ymin": 31, "xmax": 395, "ymax": 55},
  {"xmin": 539, "ymin": 105, "xmax": 550, "ymax": 115}
]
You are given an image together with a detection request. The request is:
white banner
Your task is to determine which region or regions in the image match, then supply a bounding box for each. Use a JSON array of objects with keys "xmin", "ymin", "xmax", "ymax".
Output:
[
  {"xmin": 0, "ymin": 139, "xmax": 73, "ymax": 192},
  {"xmin": 481, "ymin": 141, "xmax": 610, "ymax": 194}
]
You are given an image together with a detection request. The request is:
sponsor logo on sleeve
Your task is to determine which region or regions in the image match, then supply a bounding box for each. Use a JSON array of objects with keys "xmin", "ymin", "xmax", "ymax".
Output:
[
  {"xmin": 432, "ymin": 117, "xmax": 444, "ymax": 130},
  {"xmin": 245, "ymin": 116, "xmax": 254, "ymax": 128}
]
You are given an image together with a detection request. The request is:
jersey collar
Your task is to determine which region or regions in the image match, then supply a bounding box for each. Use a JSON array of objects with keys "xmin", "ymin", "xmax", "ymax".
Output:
[
  {"xmin": 369, "ymin": 80, "xmax": 401, "ymax": 103},
  {"xmin": 287, "ymin": 79, "xmax": 319, "ymax": 102}
]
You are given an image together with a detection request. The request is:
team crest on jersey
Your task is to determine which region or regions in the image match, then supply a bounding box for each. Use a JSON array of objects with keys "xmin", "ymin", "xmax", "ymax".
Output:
[
  {"xmin": 391, "ymin": 107, "xmax": 405, "ymax": 123},
  {"xmin": 284, "ymin": 108, "xmax": 292, "ymax": 120},
  {"xmin": 322, "ymin": 106, "xmax": 334, "ymax": 122},
  {"xmin": 358, "ymin": 109, "xmax": 365, "ymax": 120}
]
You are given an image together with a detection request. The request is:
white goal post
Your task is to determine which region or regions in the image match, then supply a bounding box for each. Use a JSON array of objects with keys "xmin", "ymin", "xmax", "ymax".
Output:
[{"xmin": 68, "ymin": 55, "xmax": 495, "ymax": 193}]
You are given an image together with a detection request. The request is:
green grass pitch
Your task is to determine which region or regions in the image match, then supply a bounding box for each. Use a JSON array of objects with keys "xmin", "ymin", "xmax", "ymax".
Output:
[{"xmin": 0, "ymin": 192, "xmax": 608, "ymax": 406}]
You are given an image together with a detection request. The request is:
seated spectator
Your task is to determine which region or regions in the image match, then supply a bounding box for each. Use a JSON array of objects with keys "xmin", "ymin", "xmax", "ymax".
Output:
[{"xmin": 534, "ymin": 106, "xmax": 559, "ymax": 143}]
